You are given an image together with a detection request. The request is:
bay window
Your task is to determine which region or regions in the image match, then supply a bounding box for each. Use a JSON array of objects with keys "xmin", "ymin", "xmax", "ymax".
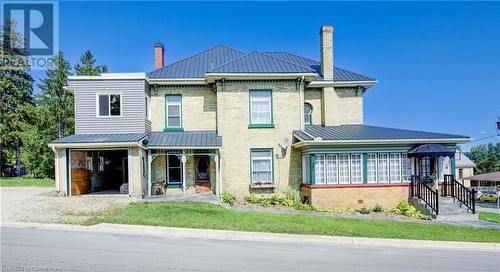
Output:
[
  {"xmin": 367, "ymin": 154, "xmax": 377, "ymax": 183},
  {"xmin": 350, "ymin": 154, "xmax": 363, "ymax": 183},
  {"xmin": 377, "ymin": 154, "xmax": 389, "ymax": 182},
  {"xmin": 338, "ymin": 154, "xmax": 350, "ymax": 184}
]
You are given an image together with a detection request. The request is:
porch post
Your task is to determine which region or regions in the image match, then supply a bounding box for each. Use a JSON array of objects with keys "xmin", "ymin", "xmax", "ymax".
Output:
[
  {"xmin": 451, "ymin": 155, "xmax": 456, "ymax": 178},
  {"xmin": 215, "ymin": 151, "xmax": 220, "ymax": 196},
  {"xmin": 147, "ymin": 150, "xmax": 152, "ymax": 196},
  {"xmin": 181, "ymin": 153, "xmax": 187, "ymax": 195}
]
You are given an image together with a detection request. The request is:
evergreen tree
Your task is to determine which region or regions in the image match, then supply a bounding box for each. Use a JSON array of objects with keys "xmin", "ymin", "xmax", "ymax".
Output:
[
  {"xmin": 74, "ymin": 50, "xmax": 108, "ymax": 76},
  {"xmin": 0, "ymin": 20, "xmax": 34, "ymax": 177}
]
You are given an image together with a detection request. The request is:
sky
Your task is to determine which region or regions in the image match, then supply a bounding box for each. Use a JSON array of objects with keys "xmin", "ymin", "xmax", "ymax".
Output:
[{"xmin": 31, "ymin": 1, "xmax": 500, "ymax": 151}]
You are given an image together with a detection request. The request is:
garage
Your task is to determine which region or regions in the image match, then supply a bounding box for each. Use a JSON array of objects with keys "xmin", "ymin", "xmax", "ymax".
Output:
[{"xmin": 70, "ymin": 149, "xmax": 129, "ymax": 195}]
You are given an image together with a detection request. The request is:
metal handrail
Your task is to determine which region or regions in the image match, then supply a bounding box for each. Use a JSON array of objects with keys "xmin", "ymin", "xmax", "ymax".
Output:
[
  {"xmin": 411, "ymin": 175, "xmax": 439, "ymax": 215},
  {"xmin": 443, "ymin": 174, "xmax": 476, "ymax": 214}
]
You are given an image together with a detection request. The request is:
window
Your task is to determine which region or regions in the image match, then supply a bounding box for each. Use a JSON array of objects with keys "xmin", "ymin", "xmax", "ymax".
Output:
[
  {"xmin": 402, "ymin": 154, "xmax": 411, "ymax": 181},
  {"xmin": 390, "ymin": 153, "xmax": 401, "ymax": 182},
  {"xmin": 167, "ymin": 155, "xmax": 182, "ymax": 184},
  {"xmin": 325, "ymin": 154, "xmax": 338, "ymax": 184},
  {"xmin": 166, "ymin": 95, "xmax": 182, "ymax": 129},
  {"xmin": 315, "ymin": 155, "xmax": 326, "ymax": 184},
  {"xmin": 420, "ymin": 157, "xmax": 431, "ymax": 178},
  {"xmin": 251, "ymin": 149, "xmax": 273, "ymax": 184},
  {"xmin": 301, "ymin": 156, "xmax": 310, "ymax": 184},
  {"xmin": 459, "ymin": 168, "xmax": 463, "ymax": 178},
  {"xmin": 98, "ymin": 94, "xmax": 121, "ymax": 116},
  {"xmin": 377, "ymin": 154, "xmax": 389, "ymax": 182},
  {"xmin": 304, "ymin": 103, "xmax": 313, "ymax": 125},
  {"xmin": 338, "ymin": 154, "xmax": 350, "ymax": 184},
  {"xmin": 350, "ymin": 154, "xmax": 363, "ymax": 183},
  {"xmin": 367, "ymin": 154, "xmax": 377, "ymax": 183},
  {"xmin": 249, "ymin": 90, "xmax": 273, "ymax": 127}
]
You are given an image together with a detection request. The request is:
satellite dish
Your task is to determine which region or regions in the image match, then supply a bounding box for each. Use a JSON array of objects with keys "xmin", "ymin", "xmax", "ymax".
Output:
[{"xmin": 279, "ymin": 138, "xmax": 289, "ymax": 149}]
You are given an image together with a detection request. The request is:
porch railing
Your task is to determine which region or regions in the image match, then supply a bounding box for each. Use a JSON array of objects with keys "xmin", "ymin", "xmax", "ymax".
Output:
[
  {"xmin": 410, "ymin": 175, "xmax": 439, "ymax": 215},
  {"xmin": 443, "ymin": 174, "xmax": 476, "ymax": 214}
]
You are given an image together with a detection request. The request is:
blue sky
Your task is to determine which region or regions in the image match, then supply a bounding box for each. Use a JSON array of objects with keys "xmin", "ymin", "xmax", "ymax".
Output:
[{"xmin": 33, "ymin": 1, "xmax": 500, "ymax": 150}]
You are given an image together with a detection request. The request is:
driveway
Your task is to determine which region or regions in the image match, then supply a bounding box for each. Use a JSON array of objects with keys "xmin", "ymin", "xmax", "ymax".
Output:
[{"xmin": 0, "ymin": 187, "xmax": 134, "ymax": 224}]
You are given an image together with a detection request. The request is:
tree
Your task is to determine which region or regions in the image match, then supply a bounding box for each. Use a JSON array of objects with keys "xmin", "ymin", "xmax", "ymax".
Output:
[
  {"xmin": 0, "ymin": 20, "xmax": 34, "ymax": 177},
  {"xmin": 74, "ymin": 50, "xmax": 108, "ymax": 76},
  {"xmin": 466, "ymin": 142, "xmax": 500, "ymax": 175}
]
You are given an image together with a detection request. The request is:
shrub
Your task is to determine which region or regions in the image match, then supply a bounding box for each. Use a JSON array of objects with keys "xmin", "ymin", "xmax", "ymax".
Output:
[
  {"xmin": 373, "ymin": 203, "xmax": 384, "ymax": 213},
  {"xmin": 284, "ymin": 186, "xmax": 301, "ymax": 203},
  {"xmin": 260, "ymin": 198, "xmax": 272, "ymax": 207},
  {"xmin": 394, "ymin": 201, "xmax": 430, "ymax": 220},
  {"xmin": 293, "ymin": 202, "xmax": 314, "ymax": 211},
  {"xmin": 222, "ymin": 192, "xmax": 236, "ymax": 206},
  {"xmin": 281, "ymin": 198, "xmax": 295, "ymax": 207},
  {"xmin": 270, "ymin": 194, "xmax": 281, "ymax": 205},
  {"xmin": 314, "ymin": 206, "xmax": 334, "ymax": 213},
  {"xmin": 333, "ymin": 208, "xmax": 346, "ymax": 213},
  {"xmin": 246, "ymin": 193, "xmax": 259, "ymax": 204},
  {"xmin": 356, "ymin": 207, "xmax": 371, "ymax": 214}
]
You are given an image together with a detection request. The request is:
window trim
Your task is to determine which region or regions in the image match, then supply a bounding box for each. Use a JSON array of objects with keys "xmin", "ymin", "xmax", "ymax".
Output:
[
  {"xmin": 304, "ymin": 102, "xmax": 313, "ymax": 125},
  {"xmin": 164, "ymin": 94, "xmax": 184, "ymax": 132},
  {"xmin": 96, "ymin": 93, "xmax": 123, "ymax": 118},
  {"xmin": 249, "ymin": 148, "xmax": 274, "ymax": 184},
  {"xmin": 248, "ymin": 90, "xmax": 274, "ymax": 129},
  {"xmin": 166, "ymin": 154, "xmax": 182, "ymax": 185}
]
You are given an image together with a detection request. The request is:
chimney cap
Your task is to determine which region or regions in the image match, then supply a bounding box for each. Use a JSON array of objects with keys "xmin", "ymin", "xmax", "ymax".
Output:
[
  {"xmin": 154, "ymin": 42, "xmax": 164, "ymax": 48},
  {"xmin": 320, "ymin": 25, "xmax": 334, "ymax": 32}
]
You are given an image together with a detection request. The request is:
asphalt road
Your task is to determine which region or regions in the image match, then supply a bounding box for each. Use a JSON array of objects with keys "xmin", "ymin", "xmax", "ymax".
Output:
[{"xmin": 1, "ymin": 226, "xmax": 499, "ymax": 272}]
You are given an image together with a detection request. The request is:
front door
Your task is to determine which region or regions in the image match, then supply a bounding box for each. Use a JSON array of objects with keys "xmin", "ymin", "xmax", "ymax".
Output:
[{"xmin": 195, "ymin": 156, "xmax": 210, "ymax": 193}]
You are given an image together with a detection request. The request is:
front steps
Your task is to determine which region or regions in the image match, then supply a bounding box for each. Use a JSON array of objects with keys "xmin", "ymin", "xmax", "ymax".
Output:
[{"xmin": 411, "ymin": 196, "xmax": 477, "ymax": 220}]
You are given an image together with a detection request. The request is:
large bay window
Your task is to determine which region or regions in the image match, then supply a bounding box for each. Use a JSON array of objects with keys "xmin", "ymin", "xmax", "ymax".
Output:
[
  {"xmin": 325, "ymin": 154, "xmax": 338, "ymax": 184},
  {"xmin": 315, "ymin": 155, "xmax": 326, "ymax": 184}
]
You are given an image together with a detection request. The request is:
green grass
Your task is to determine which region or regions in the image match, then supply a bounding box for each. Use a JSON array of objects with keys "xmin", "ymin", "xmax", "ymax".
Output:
[
  {"xmin": 479, "ymin": 211, "xmax": 500, "ymax": 224},
  {"xmin": 88, "ymin": 202, "xmax": 500, "ymax": 243},
  {"xmin": 0, "ymin": 176, "xmax": 55, "ymax": 187}
]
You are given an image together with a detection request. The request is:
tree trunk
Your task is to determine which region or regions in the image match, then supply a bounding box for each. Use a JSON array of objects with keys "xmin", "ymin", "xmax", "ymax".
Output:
[{"xmin": 15, "ymin": 139, "xmax": 21, "ymax": 176}]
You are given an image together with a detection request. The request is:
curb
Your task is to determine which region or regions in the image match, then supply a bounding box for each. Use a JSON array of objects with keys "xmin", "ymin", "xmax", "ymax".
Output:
[{"xmin": 1, "ymin": 221, "xmax": 498, "ymax": 252}]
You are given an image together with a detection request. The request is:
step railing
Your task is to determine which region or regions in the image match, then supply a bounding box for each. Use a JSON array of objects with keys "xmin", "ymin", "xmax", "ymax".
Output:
[
  {"xmin": 443, "ymin": 174, "xmax": 476, "ymax": 214},
  {"xmin": 410, "ymin": 175, "xmax": 439, "ymax": 215}
]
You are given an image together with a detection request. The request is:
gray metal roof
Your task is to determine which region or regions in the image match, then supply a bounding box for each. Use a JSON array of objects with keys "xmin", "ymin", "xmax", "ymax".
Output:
[
  {"xmin": 146, "ymin": 131, "xmax": 222, "ymax": 147},
  {"xmin": 294, "ymin": 125, "xmax": 469, "ymax": 141},
  {"xmin": 455, "ymin": 151, "xmax": 476, "ymax": 167},
  {"xmin": 51, "ymin": 133, "xmax": 149, "ymax": 144},
  {"xmin": 147, "ymin": 44, "xmax": 374, "ymax": 81}
]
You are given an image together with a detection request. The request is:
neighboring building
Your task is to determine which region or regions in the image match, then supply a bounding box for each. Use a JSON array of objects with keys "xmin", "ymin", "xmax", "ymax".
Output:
[
  {"xmin": 49, "ymin": 26, "xmax": 469, "ymax": 209},
  {"xmin": 455, "ymin": 151, "xmax": 475, "ymax": 187}
]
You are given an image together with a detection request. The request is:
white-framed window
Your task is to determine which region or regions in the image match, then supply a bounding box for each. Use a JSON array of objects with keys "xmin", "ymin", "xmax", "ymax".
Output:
[
  {"xmin": 167, "ymin": 155, "xmax": 182, "ymax": 184},
  {"xmin": 338, "ymin": 154, "xmax": 350, "ymax": 184},
  {"xmin": 350, "ymin": 154, "xmax": 363, "ymax": 184},
  {"xmin": 402, "ymin": 154, "xmax": 411, "ymax": 181},
  {"xmin": 315, "ymin": 154, "xmax": 326, "ymax": 184},
  {"xmin": 250, "ymin": 90, "xmax": 272, "ymax": 125},
  {"xmin": 325, "ymin": 154, "xmax": 338, "ymax": 184},
  {"xmin": 251, "ymin": 149, "xmax": 273, "ymax": 184},
  {"xmin": 367, "ymin": 154, "xmax": 377, "ymax": 183},
  {"xmin": 377, "ymin": 154, "xmax": 389, "ymax": 182},
  {"xmin": 390, "ymin": 153, "xmax": 401, "ymax": 182},
  {"xmin": 304, "ymin": 103, "xmax": 313, "ymax": 125},
  {"xmin": 166, "ymin": 95, "xmax": 182, "ymax": 128},
  {"xmin": 301, "ymin": 155, "xmax": 310, "ymax": 184},
  {"xmin": 97, "ymin": 94, "xmax": 121, "ymax": 117},
  {"xmin": 438, "ymin": 156, "xmax": 451, "ymax": 181}
]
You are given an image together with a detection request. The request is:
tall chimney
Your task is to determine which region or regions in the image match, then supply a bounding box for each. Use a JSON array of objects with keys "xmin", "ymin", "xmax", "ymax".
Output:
[
  {"xmin": 320, "ymin": 25, "xmax": 334, "ymax": 80},
  {"xmin": 154, "ymin": 42, "xmax": 164, "ymax": 69}
]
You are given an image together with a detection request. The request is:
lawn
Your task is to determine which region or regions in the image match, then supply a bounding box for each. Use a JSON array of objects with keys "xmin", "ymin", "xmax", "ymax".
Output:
[
  {"xmin": 479, "ymin": 211, "xmax": 500, "ymax": 224},
  {"xmin": 0, "ymin": 176, "xmax": 55, "ymax": 187},
  {"xmin": 89, "ymin": 202, "xmax": 500, "ymax": 243}
]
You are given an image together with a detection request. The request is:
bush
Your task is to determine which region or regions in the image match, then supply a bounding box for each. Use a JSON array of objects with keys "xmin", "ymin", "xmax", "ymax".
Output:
[
  {"xmin": 270, "ymin": 194, "xmax": 281, "ymax": 205},
  {"xmin": 394, "ymin": 201, "xmax": 430, "ymax": 220},
  {"xmin": 222, "ymin": 192, "xmax": 237, "ymax": 206},
  {"xmin": 260, "ymin": 198, "xmax": 272, "ymax": 207},
  {"xmin": 373, "ymin": 203, "xmax": 384, "ymax": 213},
  {"xmin": 314, "ymin": 206, "xmax": 333, "ymax": 213},
  {"xmin": 356, "ymin": 207, "xmax": 371, "ymax": 214},
  {"xmin": 293, "ymin": 202, "xmax": 314, "ymax": 211},
  {"xmin": 280, "ymin": 198, "xmax": 295, "ymax": 207},
  {"xmin": 284, "ymin": 186, "xmax": 301, "ymax": 203},
  {"xmin": 246, "ymin": 193, "xmax": 259, "ymax": 204}
]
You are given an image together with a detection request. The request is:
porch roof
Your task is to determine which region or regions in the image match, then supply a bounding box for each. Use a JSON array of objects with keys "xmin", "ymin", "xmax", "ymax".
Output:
[
  {"xmin": 49, "ymin": 133, "xmax": 149, "ymax": 147},
  {"xmin": 146, "ymin": 131, "xmax": 222, "ymax": 148}
]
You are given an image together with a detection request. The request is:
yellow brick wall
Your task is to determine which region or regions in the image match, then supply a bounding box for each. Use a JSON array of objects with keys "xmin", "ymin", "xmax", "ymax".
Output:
[
  {"xmin": 130, "ymin": 147, "xmax": 146, "ymax": 196},
  {"xmin": 322, "ymin": 87, "xmax": 363, "ymax": 126},
  {"xmin": 216, "ymin": 81, "xmax": 302, "ymax": 198},
  {"xmin": 304, "ymin": 185, "xmax": 410, "ymax": 209},
  {"xmin": 304, "ymin": 89, "xmax": 322, "ymax": 125},
  {"xmin": 150, "ymin": 87, "xmax": 217, "ymax": 131}
]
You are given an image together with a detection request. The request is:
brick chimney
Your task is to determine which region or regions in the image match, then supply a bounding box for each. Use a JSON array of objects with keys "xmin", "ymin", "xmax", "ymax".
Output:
[
  {"xmin": 154, "ymin": 42, "xmax": 164, "ymax": 69},
  {"xmin": 320, "ymin": 25, "xmax": 334, "ymax": 80}
]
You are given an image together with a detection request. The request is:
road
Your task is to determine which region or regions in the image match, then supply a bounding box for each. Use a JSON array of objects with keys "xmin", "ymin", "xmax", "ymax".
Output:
[{"xmin": 1, "ymin": 225, "xmax": 499, "ymax": 272}]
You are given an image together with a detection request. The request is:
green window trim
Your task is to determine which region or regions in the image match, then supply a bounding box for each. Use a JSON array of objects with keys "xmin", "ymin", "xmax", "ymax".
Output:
[
  {"xmin": 310, "ymin": 154, "xmax": 316, "ymax": 185},
  {"xmin": 248, "ymin": 89, "xmax": 274, "ymax": 128},
  {"xmin": 363, "ymin": 153, "xmax": 368, "ymax": 184},
  {"xmin": 249, "ymin": 148, "xmax": 275, "ymax": 184},
  {"xmin": 165, "ymin": 94, "xmax": 183, "ymax": 131}
]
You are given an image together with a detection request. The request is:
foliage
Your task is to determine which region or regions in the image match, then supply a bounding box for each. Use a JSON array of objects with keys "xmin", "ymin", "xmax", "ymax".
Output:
[
  {"xmin": 394, "ymin": 201, "xmax": 430, "ymax": 220},
  {"xmin": 246, "ymin": 193, "xmax": 259, "ymax": 204},
  {"xmin": 270, "ymin": 194, "xmax": 281, "ymax": 205},
  {"xmin": 356, "ymin": 207, "xmax": 371, "ymax": 214},
  {"xmin": 0, "ymin": 20, "xmax": 34, "ymax": 176},
  {"xmin": 91, "ymin": 202, "xmax": 500, "ymax": 242},
  {"xmin": 0, "ymin": 176, "xmax": 54, "ymax": 187},
  {"xmin": 283, "ymin": 186, "xmax": 301, "ymax": 203},
  {"xmin": 74, "ymin": 50, "xmax": 108, "ymax": 76},
  {"xmin": 280, "ymin": 198, "xmax": 295, "ymax": 207},
  {"xmin": 222, "ymin": 192, "xmax": 237, "ymax": 206},
  {"xmin": 293, "ymin": 202, "xmax": 314, "ymax": 211},
  {"xmin": 465, "ymin": 143, "xmax": 500, "ymax": 175},
  {"xmin": 373, "ymin": 203, "xmax": 384, "ymax": 213},
  {"xmin": 313, "ymin": 206, "xmax": 333, "ymax": 213},
  {"xmin": 260, "ymin": 198, "xmax": 272, "ymax": 207}
]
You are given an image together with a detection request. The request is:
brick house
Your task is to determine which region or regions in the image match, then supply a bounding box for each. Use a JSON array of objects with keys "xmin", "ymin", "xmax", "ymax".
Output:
[{"xmin": 49, "ymin": 25, "xmax": 469, "ymax": 209}]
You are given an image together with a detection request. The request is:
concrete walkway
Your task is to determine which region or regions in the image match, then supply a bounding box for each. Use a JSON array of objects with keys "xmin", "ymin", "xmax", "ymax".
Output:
[{"xmin": 141, "ymin": 192, "xmax": 222, "ymax": 204}]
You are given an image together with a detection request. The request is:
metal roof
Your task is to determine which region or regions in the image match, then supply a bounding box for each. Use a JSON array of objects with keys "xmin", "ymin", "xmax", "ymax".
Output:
[
  {"xmin": 407, "ymin": 144, "xmax": 454, "ymax": 158},
  {"xmin": 463, "ymin": 171, "xmax": 500, "ymax": 182},
  {"xmin": 51, "ymin": 133, "xmax": 149, "ymax": 144},
  {"xmin": 147, "ymin": 44, "xmax": 374, "ymax": 81},
  {"xmin": 455, "ymin": 151, "xmax": 476, "ymax": 167},
  {"xmin": 294, "ymin": 125, "xmax": 469, "ymax": 141},
  {"xmin": 146, "ymin": 131, "xmax": 222, "ymax": 148}
]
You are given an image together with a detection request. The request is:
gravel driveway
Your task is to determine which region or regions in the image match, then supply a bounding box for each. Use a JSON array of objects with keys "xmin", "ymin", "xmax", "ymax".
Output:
[{"xmin": 1, "ymin": 187, "xmax": 134, "ymax": 224}]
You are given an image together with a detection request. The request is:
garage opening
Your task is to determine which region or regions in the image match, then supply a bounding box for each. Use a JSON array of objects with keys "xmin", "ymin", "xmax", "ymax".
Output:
[{"xmin": 70, "ymin": 149, "xmax": 128, "ymax": 196}]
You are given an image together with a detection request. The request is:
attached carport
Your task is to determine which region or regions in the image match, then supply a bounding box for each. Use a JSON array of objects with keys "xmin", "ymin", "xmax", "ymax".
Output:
[{"xmin": 49, "ymin": 133, "xmax": 148, "ymax": 196}]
